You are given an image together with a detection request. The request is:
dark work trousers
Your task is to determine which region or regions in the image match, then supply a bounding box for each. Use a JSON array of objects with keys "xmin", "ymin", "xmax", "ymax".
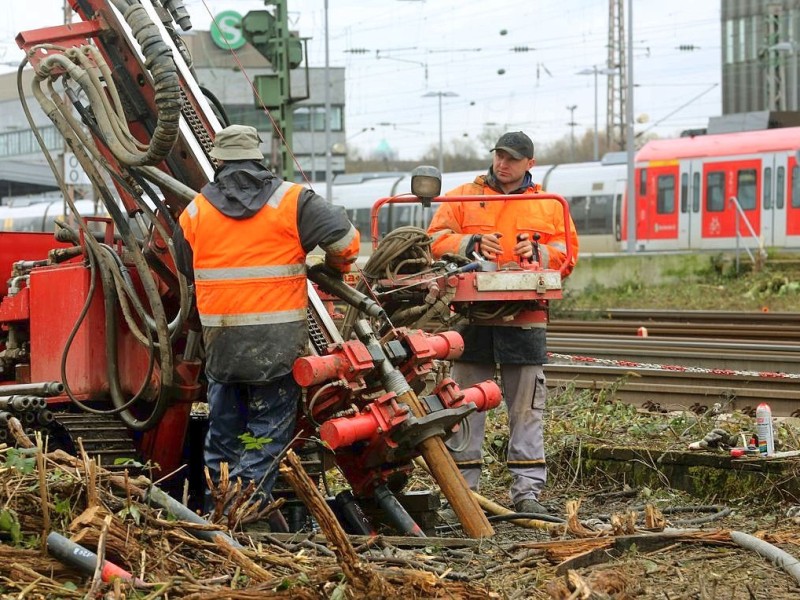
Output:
[
  {"xmin": 204, "ymin": 373, "xmax": 299, "ymax": 511},
  {"xmin": 445, "ymin": 362, "xmax": 547, "ymax": 504}
]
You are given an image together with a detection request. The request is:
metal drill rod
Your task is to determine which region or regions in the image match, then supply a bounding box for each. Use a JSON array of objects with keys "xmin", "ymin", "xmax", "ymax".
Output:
[
  {"xmin": 0, "ymin": 395, "xmax": 47, "ymax": 412},
  {"xmin": 307, "ymin": 264, "xmax": 386, "ymax": 320},
  {"xmin": 0, "ymin": 382, "xmax": 65, "ymax": 396},
  {"xmin": 352, "ymin": 319, "xmax": 494, "ymax": 538},
  {"xmin": 395, "ymin": 387, "xmax": 494, "ymax": 538}
]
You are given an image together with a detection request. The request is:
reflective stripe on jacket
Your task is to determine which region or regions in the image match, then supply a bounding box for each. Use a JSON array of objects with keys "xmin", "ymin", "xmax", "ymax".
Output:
[
  {"xmin": 176, "ymin": 171, "xmax": 360, "ymax": 383},
  {"xmin": 427, "ymin": 175, "xmax": 579, "ymax": 277},
  {"xmin": 180, "ymin": 182, "xmax": 308, "ymax": 327}
]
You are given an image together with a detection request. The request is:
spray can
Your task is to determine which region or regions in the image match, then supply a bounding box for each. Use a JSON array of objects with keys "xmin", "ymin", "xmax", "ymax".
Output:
[{"xmin": 755, "ymin": 402, "xmax": 775, "ymax": 456}]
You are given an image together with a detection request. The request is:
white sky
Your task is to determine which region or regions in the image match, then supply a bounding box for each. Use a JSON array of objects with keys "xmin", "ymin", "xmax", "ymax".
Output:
[{"xmin": 0, "ymin": 0, "xmax": 722, "ymax": 160}]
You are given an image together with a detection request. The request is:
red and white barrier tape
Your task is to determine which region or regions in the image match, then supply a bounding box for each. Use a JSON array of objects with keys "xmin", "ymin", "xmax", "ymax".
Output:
[{"xmin": 547, "ymin": 352, "xmax": 800, "ymax": 380}]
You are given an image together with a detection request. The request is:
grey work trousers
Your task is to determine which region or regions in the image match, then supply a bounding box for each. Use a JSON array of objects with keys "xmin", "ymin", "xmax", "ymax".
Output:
[{"xmin": 445, "ymin": 362, "xmax": 547, "ymax": 504}]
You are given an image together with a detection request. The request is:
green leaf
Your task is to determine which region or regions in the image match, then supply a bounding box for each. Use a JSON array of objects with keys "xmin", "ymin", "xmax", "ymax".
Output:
[
  {"xmin": 53, "ymin": 497, "xmax": 72, "ymax": 515},
  {"xmin": 5, "ymin": 449, "xmax": 35, "ymax": 475},
  {"xmin": 331, "ymin": 582, "xmax": 348, "ymax": 600},
  {"xmin": 643, "ymin": 559, "xmax": 660, "ymax": 574},
  {"xmin": 113, "ymin": 457, "xmax": 144, "ymax": 468},
  {"xmin": 117, "ymin": 504, "xmax": 142, "ymax": 525},
  {"xmin": 0, "ymin": 509, "xmax": 22, "ymax": 544},
  {"xmin": 238, "ymin": 432, "xmax": 272, "ymax": 452},
  {"xmin": 62, "ymin": 582, "xmax": 78, "ymax": 591}
]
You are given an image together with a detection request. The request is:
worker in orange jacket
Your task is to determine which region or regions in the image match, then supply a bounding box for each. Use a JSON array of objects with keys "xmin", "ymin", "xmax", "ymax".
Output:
[
  {"xmin": 173, "ymin": 125, "xmax": 359, "ymax": 512},
  {"xmin": 428, "ymin": 131, "xmax": 578, "ymax": 517}
]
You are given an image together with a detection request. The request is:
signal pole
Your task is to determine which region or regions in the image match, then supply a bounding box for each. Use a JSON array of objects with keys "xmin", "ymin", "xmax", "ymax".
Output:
[
  {"xmin": 625, "ymin": 0, "xmax": 636, "ymax": 253},
  {"xmin": 566, "ymin": 105, "xmax": 578, "ymax": 162},
  {"xmin": 607, "ymin": 0, "xmax": 626, "ymax": 149}
]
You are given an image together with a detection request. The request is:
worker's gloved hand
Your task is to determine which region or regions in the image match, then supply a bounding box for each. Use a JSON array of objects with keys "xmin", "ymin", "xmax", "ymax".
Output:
[
  {"xmin": 689, "ymin": 428, "xmax": 740, "ymax": 451},
  {"xmin": 308, "ymin": 261, "xmax": 343, "ymax": 282}
]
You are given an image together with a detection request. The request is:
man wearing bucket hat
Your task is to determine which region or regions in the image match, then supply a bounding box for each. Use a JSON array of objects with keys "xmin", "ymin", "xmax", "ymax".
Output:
[
  {"xmin": 428, "ymin": 131, "xmax": 579, "ymax": 519},
  {"xmin": 174, "ymin": 124, "xmax": 360, "ymax": 513}
]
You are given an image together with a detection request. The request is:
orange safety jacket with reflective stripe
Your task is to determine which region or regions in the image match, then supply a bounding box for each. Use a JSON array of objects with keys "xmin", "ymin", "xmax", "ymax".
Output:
[
  {"xmin": 427, "ymin": 175, "xmax": 579, "ymax": 277},
  {"xmin": 180, "ymin": 181, "xmax": 308, "ymax": 328},
  {"xmin": 178, "ymin": 179, "xmax": 360, "ymax": 383},
  {"xmin": 427, "ymin": 174, "xmax": 580, "ymax": 364}
]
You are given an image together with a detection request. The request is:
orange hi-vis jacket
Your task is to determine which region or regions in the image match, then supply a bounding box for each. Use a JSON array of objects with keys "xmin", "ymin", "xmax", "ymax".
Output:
[
  {"xmin": 428, "ymin": 175, "xmax": 578, "ymax": 277},
  {"xmin": 181, "ymin": 182, "xmax": 310, "ymax": 327},
  {"xmin": 178, "ymin": 180, "xmax": 359, "ymax": 382}
]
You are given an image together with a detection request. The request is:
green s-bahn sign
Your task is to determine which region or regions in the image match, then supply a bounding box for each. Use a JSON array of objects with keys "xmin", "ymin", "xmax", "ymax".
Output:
[{"xmin": 210, "ymin": 10, "xmax": 246, "ymax": 50}]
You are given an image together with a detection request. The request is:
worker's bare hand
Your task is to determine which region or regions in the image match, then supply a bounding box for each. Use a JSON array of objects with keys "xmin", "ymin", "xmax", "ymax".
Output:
[
  {"xmin": 479, "ymin": 233, "xmax": 503, "ymax": 259},
  {"xmin": 513, "ymin": 233, "xmax": 533, "ymax": 259}
]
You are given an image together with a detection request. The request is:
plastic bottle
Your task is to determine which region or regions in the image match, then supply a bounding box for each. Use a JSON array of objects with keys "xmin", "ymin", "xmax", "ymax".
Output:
[{"xmin": 755, "ymin": 402, "xmax": 775, "ymax": 456}]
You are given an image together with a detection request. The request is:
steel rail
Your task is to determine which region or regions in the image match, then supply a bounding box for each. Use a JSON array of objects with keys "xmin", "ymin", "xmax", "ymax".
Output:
[
  {"xmin": 549, "ymin": 320, "xmax": 800, "ymax": 341},
  {"xmin": 556, "ymin": 309, "xmax": 800, "ymax": 325},
  {"xmin": 549, "ymin": 335, "xmax": 800, "ymax": 374},
  {"xmin": 544, "ymin": 364, "xmax": 800, "ymax": 417}
]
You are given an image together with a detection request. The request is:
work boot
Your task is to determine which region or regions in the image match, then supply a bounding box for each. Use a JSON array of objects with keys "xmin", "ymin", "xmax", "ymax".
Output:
[{"xmin": 514, "ymin": 498, "xmax": 549, "ymax": 515}]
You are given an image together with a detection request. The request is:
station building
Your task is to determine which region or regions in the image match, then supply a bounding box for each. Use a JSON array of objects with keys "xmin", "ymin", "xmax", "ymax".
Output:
[{"xmin": 0, "ymin": 21, "xmax": 345, "ymax": 202}]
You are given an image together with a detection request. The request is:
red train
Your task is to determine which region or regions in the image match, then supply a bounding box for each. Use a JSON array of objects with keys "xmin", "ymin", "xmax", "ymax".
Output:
[{"xmin": 630, "ymin": 126, "xmax": 800, "ymax": 252}]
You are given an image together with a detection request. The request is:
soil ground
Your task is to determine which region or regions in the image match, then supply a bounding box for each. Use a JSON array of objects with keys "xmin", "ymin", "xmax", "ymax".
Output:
[
  {"xmin": 2, "ymin": 258, "xmax": 798, "ymax": 599},
  {"xmin": 400, "ymin": 397, "xmax": 800, "ymax": 599},
  {"xmin": 413, "ymin": 259, "xmax": 800, "ymax": 598}
]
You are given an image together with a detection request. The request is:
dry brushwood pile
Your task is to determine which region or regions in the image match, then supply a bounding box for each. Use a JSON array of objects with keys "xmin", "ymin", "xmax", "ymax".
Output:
[{"xmin": 0, "ymin": 397, "xmax": 799, "ymax": 599}]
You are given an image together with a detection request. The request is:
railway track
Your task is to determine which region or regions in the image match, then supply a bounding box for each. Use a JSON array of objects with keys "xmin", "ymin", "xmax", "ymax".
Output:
[
  {"xmin": 548, "ymin": 335, "xmax": 800, "ymax": 374},
  {"xmin": 544, "ymin": 363, "xmax": 800, "ymax": 418},
  {"xmin": 552, "ymin": 309, "xmax": 800, "ymax": 341},
  {"xmin": 557, "ymin": 309, "xmax": 800, "ymax": 326},
  {"xmin": 545, "ymin": 310, "xmax": 800, "ymax": 418},
  {"xmin": 549, "ymin": 319, "xmax": 800, "ymax": 342}
]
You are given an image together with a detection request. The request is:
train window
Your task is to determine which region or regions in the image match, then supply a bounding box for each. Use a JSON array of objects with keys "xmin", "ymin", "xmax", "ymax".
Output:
[
  {"xmin": 587, "ymin": 195, "xmax": 613, "ymax": 235},
  {"xmin": 706, "ymin": 171, "xmax": 725, "ymax": 212},
  {"xmin": 568, "ymin": 196, "xmax": 589, "ymax": 233},
  {"xmin": 692, "ymin": 172, "xmax": 700, "ymax": 212},
  {"xmin": 736, "ymin": 169, "xmax": 757, "ymax": 210},
  {"xmin": 341, "ymin": 208, "xmax": 372, "ymax": 244},
  {"xmin": 680, "ymin": 173, "xmax": 688, "ymax": 213},
  {"xmin": 656, "ymin": 175, "xmax": 675, "ymax": 214},
  {"xmin": 792, "ymin": 166, "xmax": 800, "ymax": 208},
  {"xmin": 638, "ymin": 169, "xmax": 647, "ymax": 196},
  {"xmin": 566, "ymin": 195, "xmax": 612, "ymax": 235},
  {"xmin": 387, "ymin": 205, "xmax": 414, "ymax": 230},
  {"xmin": 777, "ymin": 167, "xmax": 785, "ymax": 209},
  {"xmin": 764, "ymin": 167, "xmax": 773, "ymax": 209}
]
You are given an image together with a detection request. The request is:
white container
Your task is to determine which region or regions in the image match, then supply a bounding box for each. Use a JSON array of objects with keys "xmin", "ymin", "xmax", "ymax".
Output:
[{"xmin": 755, "ymin": 402, "xmax": 775, "ymax": 456}]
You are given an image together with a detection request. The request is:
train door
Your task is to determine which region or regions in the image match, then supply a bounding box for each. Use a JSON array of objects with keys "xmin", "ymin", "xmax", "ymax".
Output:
[
  {"xmin": 786, "ymin": 152, "xmax": 800, "ymax": 245},
  {"xmin": 700, "ymin": 159, "xmax": 761, "ymax": 250},
  {"xmin": 613, "ymin": 176, "xmax": 626, "ymax": 248},
  {"xmin": 635, "ymin": 161, "xmax": 680, "ymax": 250},
  {"xmin": 760, "ymin": 153, "xmax": 785, "ymax": 248},
  {"xmin": 680, "ymin": 159, "xmax": 703, "ymax": 249}
]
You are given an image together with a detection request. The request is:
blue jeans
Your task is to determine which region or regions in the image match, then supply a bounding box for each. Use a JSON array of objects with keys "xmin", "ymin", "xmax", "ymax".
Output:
[{"xmin": 204, "ymin": 373, "xmax": 299, "ymax": 509}]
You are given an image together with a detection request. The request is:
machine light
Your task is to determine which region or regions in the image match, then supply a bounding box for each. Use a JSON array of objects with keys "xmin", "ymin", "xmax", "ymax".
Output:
[{"xmin": 410, "ymin": 165, "xmax": 441, "ymax": 207}]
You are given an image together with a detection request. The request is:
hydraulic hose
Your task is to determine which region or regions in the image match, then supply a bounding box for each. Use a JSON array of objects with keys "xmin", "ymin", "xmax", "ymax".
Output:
[
  {"xmin": 110, "ymin": 0, "xmax": 182, "ymax": 166},
  {"xmin": 730, "ymin": 530, "xmax": 800, "ymax": 586},
  {"xmin": 23, "ymin": 58, "xmax": 174, "ymax": 431}
]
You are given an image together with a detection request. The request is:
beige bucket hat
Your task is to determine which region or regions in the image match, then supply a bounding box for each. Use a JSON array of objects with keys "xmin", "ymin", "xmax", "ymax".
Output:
[{"xmin": 209, "ymin": 124, "xmax": 264, "ymax": 161}]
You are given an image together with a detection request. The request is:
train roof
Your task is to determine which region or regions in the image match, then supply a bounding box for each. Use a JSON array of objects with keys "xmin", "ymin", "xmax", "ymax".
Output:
[
  {"xmin": 542, "ymin": 161, "xmax": 626, "ymax": 195},
  {"xmin": 330, "ymin": 173, "xmax": 410, "ymax": 209},
  {"xmin": 637, "ymin": 126, "xmax": 800, "ymax": 162}
]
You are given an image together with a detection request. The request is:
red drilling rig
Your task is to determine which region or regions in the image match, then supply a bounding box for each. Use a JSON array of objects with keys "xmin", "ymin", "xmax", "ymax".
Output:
[{"xmin": 1, "ymin": 0, "xmax": 573, "ymax": 539}]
